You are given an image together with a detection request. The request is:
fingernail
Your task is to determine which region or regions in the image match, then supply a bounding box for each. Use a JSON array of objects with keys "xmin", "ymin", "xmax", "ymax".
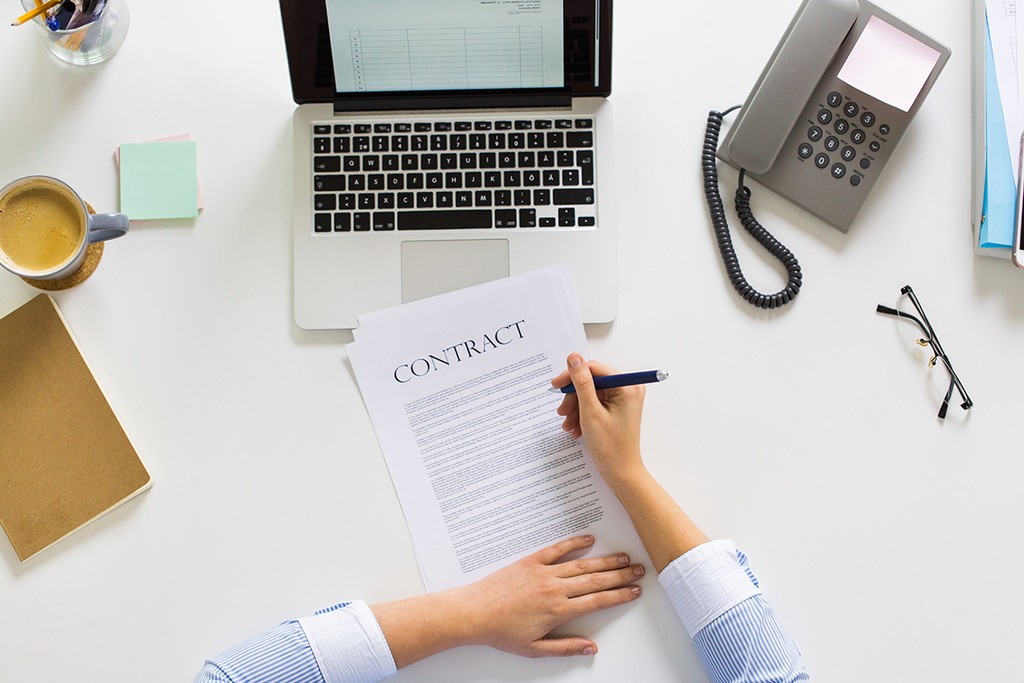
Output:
[
  {"xmin": 617, "ymin": 554, "xmax": 629, "ymax": 565},
  {"xmin": 569, "ymin": 354, "xmax": 582, "ymax": 368},
  {"xmin": 582, "ymin": 646, "xmax": 597, "ymax": 656},
  {"xmin": 631, "ymin": 586, "xmax": 642, "ymax": 596},
  {"xmin": 633, "ymin": 564, "xmax": 645, "ymax": 577},
  {"xmin": 583, "ymin": 535, "xmax": 594, "ymax": 544}
]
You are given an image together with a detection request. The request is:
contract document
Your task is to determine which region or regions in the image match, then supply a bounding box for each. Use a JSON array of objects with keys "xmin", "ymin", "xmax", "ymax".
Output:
[{"xmin": 347, "ymin": 269, "xmax": 639, "ymax": 592}]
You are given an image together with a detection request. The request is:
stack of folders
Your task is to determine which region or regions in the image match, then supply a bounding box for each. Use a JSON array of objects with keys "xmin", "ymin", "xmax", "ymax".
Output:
[
  {"xmin": 346, "ymin": 268, "xmax": 639, "ymax": 592},
  {"xmin": 974, "ymin": 0, "xmax": 1022, "ymax": 260}
]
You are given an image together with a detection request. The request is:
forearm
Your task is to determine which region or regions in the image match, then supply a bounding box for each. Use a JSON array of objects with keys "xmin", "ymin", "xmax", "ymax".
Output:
[
  {"xmin": 370, "ymin": 590, "xmax": 473, "ymax": 669},
  {"xmin": 602, "ymin": 464, "xmax": 709, "ymax": 573}
]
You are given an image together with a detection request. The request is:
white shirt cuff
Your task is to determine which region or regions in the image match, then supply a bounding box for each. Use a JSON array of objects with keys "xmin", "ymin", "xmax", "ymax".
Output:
[
  {"xmin": 657, "ymin": 539, "xmax": 762, "ymax": 638},
  {"xmin": 298, "ymin": 601, "xmax": 397, "ymax": 683}
]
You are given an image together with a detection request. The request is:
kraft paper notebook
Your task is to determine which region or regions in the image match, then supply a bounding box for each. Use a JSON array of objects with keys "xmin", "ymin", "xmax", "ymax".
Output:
[{"xmin": 0, "ymin": 295, "xmax": 151, "ymax": 562}]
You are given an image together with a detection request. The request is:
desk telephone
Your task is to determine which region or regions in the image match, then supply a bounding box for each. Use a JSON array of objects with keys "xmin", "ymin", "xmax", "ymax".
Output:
[{"xmin": 703, "ymin": 0, "xmax": 950, "ymax": 308}]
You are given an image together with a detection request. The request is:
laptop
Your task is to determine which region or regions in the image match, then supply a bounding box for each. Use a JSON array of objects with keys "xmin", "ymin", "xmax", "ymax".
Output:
[{"xmin": 280, "ymin": 0, "xmax": 617, "ymax": 329}]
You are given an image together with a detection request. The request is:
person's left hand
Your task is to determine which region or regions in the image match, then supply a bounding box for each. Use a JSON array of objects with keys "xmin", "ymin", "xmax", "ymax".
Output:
[{"xmin": 454, "ymin": 534, "xmax": 644, "ymax": 657}]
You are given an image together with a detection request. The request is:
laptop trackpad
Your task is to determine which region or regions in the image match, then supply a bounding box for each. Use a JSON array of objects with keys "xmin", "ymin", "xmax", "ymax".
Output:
[{"xmin": 401, "ymin": 239, "xmax": 510, "ymax": 303}]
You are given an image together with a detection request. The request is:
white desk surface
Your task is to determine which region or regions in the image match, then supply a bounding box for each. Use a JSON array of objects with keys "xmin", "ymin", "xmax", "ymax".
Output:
[{"xmin": 1, "ymin": 1, "xmax": 1021, "ymax": 681}]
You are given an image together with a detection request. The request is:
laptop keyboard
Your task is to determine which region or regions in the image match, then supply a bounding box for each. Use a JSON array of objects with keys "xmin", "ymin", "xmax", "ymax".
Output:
[{"xmin": 310, "ymin": 118, "xmax": 597, "ymax": 233}]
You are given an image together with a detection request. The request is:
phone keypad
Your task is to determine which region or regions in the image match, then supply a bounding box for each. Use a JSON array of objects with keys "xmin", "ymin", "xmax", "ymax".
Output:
[{"xmin": 799, "ymin": 91, "xmax": 889, "ymax": 187}]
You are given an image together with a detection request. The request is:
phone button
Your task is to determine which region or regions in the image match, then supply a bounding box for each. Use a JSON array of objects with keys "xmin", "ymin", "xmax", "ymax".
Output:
[
  {"xmin": 841, "ymin": 146, "xmax": 856, "ymax": 162},
  {"xmin": 844, "ymin": 102, "xmax": 860, "ymax": 117},
  {"xmin": 815, "ymin": 153, "xmax": 830, "ymax": 169},
  {"xmin": 850, "ymin": 175, "xmax": 862, "ymax": 187},
  {"xmin": 834, "ymin": 119, "xmax": 850, "ymax": 135},
  {"xmin": 817, "ymin": 109, "xmax": 833, "ymax": 125},
  {"xmin": 878, "ymin": 124, "xmax": 891, "ymax": 136},
  {"xmin": 798, "ymin": 143, "xmax": 814, "ymax": 159},
  {"xmin": 860, "ymin": 112, "xmax": 876, "ymax": 128},
  {"xmin": 808, "ymin": 126, "xmax": 823, "ymax": 142},
  {"xmin": 824, "ymin": 136, "xmax": 840, "ymax": 152},
  {"xmin": 851, "ymin": 129, "xmax": 867, "ymax": 144},
  {"xmin": 827, "ymin": 91, "xmax": 843, "ymax": 108}
]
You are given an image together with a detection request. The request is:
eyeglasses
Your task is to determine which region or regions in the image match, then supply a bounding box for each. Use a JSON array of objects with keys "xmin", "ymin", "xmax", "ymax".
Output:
[{"xmin": 876, "ymin": 285, "xmax": 973, "ymax": 419}]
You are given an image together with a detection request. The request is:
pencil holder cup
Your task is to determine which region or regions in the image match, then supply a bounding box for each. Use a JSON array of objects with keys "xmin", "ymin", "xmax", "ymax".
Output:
[{"xmin": 20, "ymin": 0, "xmax": 129, "ymax": 66}]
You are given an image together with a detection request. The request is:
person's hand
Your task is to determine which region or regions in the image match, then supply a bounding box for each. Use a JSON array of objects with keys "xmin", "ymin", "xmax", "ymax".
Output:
[
  {"xmin": 455, "ymin": 534, "xmax": 644, "ymax": 657},
  {"xmin": 552, "ymin": 353, "xmax": 646, "ymax": 487},
  {"xmin": 372, "ymin": 535, "xmax": 644, "ymax": 667}
]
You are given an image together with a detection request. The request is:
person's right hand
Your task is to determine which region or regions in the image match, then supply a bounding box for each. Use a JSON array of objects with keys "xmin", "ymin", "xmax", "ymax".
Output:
[{"xmin": 551, "ymin": 353, "xmax": 646, "ymax": 487}]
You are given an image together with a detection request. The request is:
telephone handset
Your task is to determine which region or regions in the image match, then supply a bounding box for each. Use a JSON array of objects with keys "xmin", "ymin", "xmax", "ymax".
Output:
[{"xmin": 704, "ymin": 0, "xmax": 950, "ymax": 308}]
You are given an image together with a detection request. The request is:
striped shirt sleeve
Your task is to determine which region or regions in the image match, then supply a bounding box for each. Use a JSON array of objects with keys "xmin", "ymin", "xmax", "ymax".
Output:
[
  {"xmin": 194, "ymin": 600, "xmax": 397, "ymax": 683},
  {"xmin": 658, "ymin": 540, "xmax": 808, "ymax": 682}
]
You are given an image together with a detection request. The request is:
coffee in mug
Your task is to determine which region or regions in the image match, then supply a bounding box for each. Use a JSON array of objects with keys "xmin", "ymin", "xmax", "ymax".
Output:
[{"xmin": 0, "ymin": 176, "xmax": 128, "ymax": 282}]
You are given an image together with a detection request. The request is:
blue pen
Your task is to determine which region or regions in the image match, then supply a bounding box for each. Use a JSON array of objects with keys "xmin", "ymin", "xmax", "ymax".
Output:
[{"xmin": 550, "ymin": 370, "xmax": 669, "ymax": 394}]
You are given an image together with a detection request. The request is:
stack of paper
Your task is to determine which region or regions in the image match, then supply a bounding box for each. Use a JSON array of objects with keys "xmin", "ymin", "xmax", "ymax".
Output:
[{"xmin": 347, "ymin": 268, "xmax": 639, "ymax": 592}]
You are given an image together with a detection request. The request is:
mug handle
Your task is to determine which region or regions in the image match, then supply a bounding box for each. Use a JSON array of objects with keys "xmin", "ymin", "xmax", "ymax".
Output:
[{"xmin": 87, "ymin": 213, "xmax": 130, "ymax": 243}]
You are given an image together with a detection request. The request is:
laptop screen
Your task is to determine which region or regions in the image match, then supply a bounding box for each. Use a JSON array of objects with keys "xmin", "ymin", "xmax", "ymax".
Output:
[{"xmin": 280, "ymin": 0, "xmax": 612, "ymax": 106}]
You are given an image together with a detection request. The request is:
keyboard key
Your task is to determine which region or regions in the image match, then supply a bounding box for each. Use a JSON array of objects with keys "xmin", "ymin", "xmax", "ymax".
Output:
[
  {"xmin": 417, "ymin": 192, "xmax": 434, "ymax": 208},
  {"xmin": 373, "ymin": 212, "xmax": 396, "ymax": 231},
  {"xmin": 485, "ymin": 171, "xmax": 501, "ymax": 187},
  {"xmin": 395, "ymin": 123, "xmax": 412, "ymax": 133},
  {"xmin": 314, "ymin": 125, "xmax": 331, "ymax": 135},
  {"xmin": 553, "ymin": 188, "xmax": 594, "ymax": 205},
  {"xmin": 514, "ymin": 189, "xmax": 531, "ymax": 205},
  {"xmin": 353, "ymin": 212, "xmax": 371, "ymax": 231},
  {"xmin": 401, "ymin": 154, "xmax": 419, "ymax": 171},
  {"xmin": 539, "ymin": 216, "xmax": 556, "ymax": 227},
  {"xmin": 488, "ymin": 133, "xmax": 506, "ymax": 149},
  {"xmin": 374, "ymin": 123, "xmax": 392, "ymax": 133},
  {"xmin": 354, "ymin": 124, "xmax": 372, "ymax": 134},
  {"xmin": 527, "ymin": 133, "xmax": 545, "ymax": 148},
  {"xmin": 519, "ymin": 208, "xmax": 537, "ymax": 227},
  {"xmin": 535, "ymin": 119, "xmax": 553, "ymax": 129},
  {"xmin": 358, "ymin": 193, "xmax": 375, "ymax": 210},
  {"xmin": 518, "ymin": 152, "xmax": 535, "ymax": 167},
  {"xmin": 547, "ymin": 132, "xmax": 565, "ymax": 147},
  {"xmin": 382, "ymin": 155, "xmax": 399, "ymax": 171},
  {"xmin": 534, "ymin": 189, "xmax": 551, "ymax": 205},
  {"xmin": 566, "ymin": 131, "xmax": 594, "ymax": 147},
  {"xmin": 499, "ymin": 152, "xmax": 516, "ymax": 168},
  {"xmin": 339, "ymin": 193, "xmax": 356, "ymax": 210},
  {"xmin": 469, "ymin": 134, "xmax": 487, "ymax": 150},
  {"xmin": 465, "ymin": 172, "xmax": 482, "ymax": 188},
  {"xmin": 314, "ymin": 213, "xmax": 332, "ymax": 232},
  {"xmin": 474, "ymin": 121, "xmax": 492, "ymax": 130},
  {"xmin": 426, "ymin": 173, "xmax": 443, "ymax": 188},
  {"xmin": 348, "ymin": 175, "xmax": 366, "ymax": 191},
  {"xmin": 495, "ymin": 209, "xmax": 517, "ymax": 227},
  {"xmin": 504, "ymin": 171, "xmax": 521, "ymax": 186},
  {"xmin": 414, "ymin": 122, "xmax": 432, "ymax": 132},
  {"xmin": 398, "ymin": 192, "xmax": 414, "ymax": 208},
  {"xmin": 362, "ymin": 155, "xmax": 380, "ymax": 171},
  {"xmin": 378, "ymin": 193, "xmax": 395, "ymax": 209},
  {"xmin": 445, "ymin": 172, "xmax": 463, "ymax": 188},
  {"xmin": 456, "ymin": 191, "xmax": 473, "ymax": 207},
  {"xmin": 495, "ymin": 190, "xmax": 512, "ymax": 206},
  {"xmin": 574, "ymin": 119, "xmax": 593, "ymax": 129},
  {"xmin": 578, "ymin": 216, "xmax": 596, "ymax": 226},
  {"xmin": 455, "ymin": 121, "xmax": 473, "ymax": 131},
  {"xmin": 392, "ymin": 136, "xmax": 409, "ymax": 152},
  {"xmin": 475, "ymin": 190, "xmax": 493, "ymax": 206},
  {"xmin": 314, "ymin": 194, "xmax": 337, "ymax": 211},
  {"xmin": 496, "ymin": 121, "xmax": 513, "ymax": 130},
  {"xmin": 333, "ymin": 138, "xmax": 351, "ymax": 153},
  {"xmin": 334, "ymin": 213, "xmax": 351, "ymax": 232},
  {"xmin": 449, "ymin": 135, "xmax": 467, "ymax": 151},
  {"xmin": 407, "ymin": 173, "xmax": 424, "ymax": 189},
  {"xmin": 314, "ymin": 137, "xmax": 330, "ymax": 153},
  {"xmin": 343, "ymin": 156, "xmax": 360, "ymax": 172},
  {"xmin": 557, "ymin": 151, "xmax": 575, "ymax": 167},
  {"xmin": 437, "ymin": 191, "xmax": 454, "ymax": 207},
  {"xmin": 562, "ymin": 169, "xmax": 580, "ymax": 186},
  {"xmin": 333, "ymin": 124, "xmax": 352, "ymax": 134},
  {"xmin": 398, "ymin": 210, "xmax": 493, "ymax": 230},
  {"xmin": 578, "ymin": 151, "xmax": 594, "ymax": 185},
  {"xmin": 434, "ymin": 122, "xmax": 452, "ymax": 131},
  {"xmin": 372, "ymin": 136, "xmax": 389, "ymax": 152},
  {"xmin": 354, "ymin": 136, "xmax": 370, "ymax": 152},
  {"xmin": 315, "ymin": 175, "xmax": 345, "ymax": 192},
  {"xmin": 479, "ymin": 153, "xmax": 497, "ymax": 169},
  {"xmin": 421, "ymin": 154, "xmax": 439, "ymax": 170},
  {"xmin": 315, "ymin": 156, "xmax": 341, "ymax": 173},
  {"xmin": 559, "ymin": 207, "xmax": 576, "ymax": 226},
  {"xmin": 440, "ymin": 154, "xmax": 458, "ymax": 169},
  {"xmin": 412, "ymin": 135, "xmax": 428, "ymax": 151},
  {"xmin": 459, "ymin": 153, "xmax": 477, "ymax": 169},
  {"xmin": 515, "ymin": 120, "xmax": 533, "ymax": 129},
  {"xmin": 555, "ymin": 119, "xmax": 573, "ymax": 129},
  {"xmin": 537, "ymin": 151, "xmax": 555, "ymax": 167}
]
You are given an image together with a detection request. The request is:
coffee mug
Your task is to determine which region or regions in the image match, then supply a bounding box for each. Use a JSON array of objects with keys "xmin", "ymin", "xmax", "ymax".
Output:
[{"xmin": 0, "ymin": 176, "xmax": 129, "ymax": 281}]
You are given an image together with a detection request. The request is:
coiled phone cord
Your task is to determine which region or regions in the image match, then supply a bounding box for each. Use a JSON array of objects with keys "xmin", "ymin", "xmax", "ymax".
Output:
[{"xmin": 702, "ymin": 108, "xmax": 802, "ymax": 309}]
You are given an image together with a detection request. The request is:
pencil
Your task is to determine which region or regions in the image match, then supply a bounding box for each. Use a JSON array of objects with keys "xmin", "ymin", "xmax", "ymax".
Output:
[{"xmin": 11, "ymin": 0, "xmax": 60, "ymax": 27}]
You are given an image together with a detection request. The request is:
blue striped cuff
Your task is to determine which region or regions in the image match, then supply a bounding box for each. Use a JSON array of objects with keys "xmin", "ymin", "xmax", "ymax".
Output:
[{"xmin": 657, "ymin": 539, "xmax": 762, "ymax": 637}]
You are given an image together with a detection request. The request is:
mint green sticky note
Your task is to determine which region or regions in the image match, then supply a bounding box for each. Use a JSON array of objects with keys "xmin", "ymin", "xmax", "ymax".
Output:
[{"xmin": 119, "ymin": 141, "xmax": 199, "ymax": 220}]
